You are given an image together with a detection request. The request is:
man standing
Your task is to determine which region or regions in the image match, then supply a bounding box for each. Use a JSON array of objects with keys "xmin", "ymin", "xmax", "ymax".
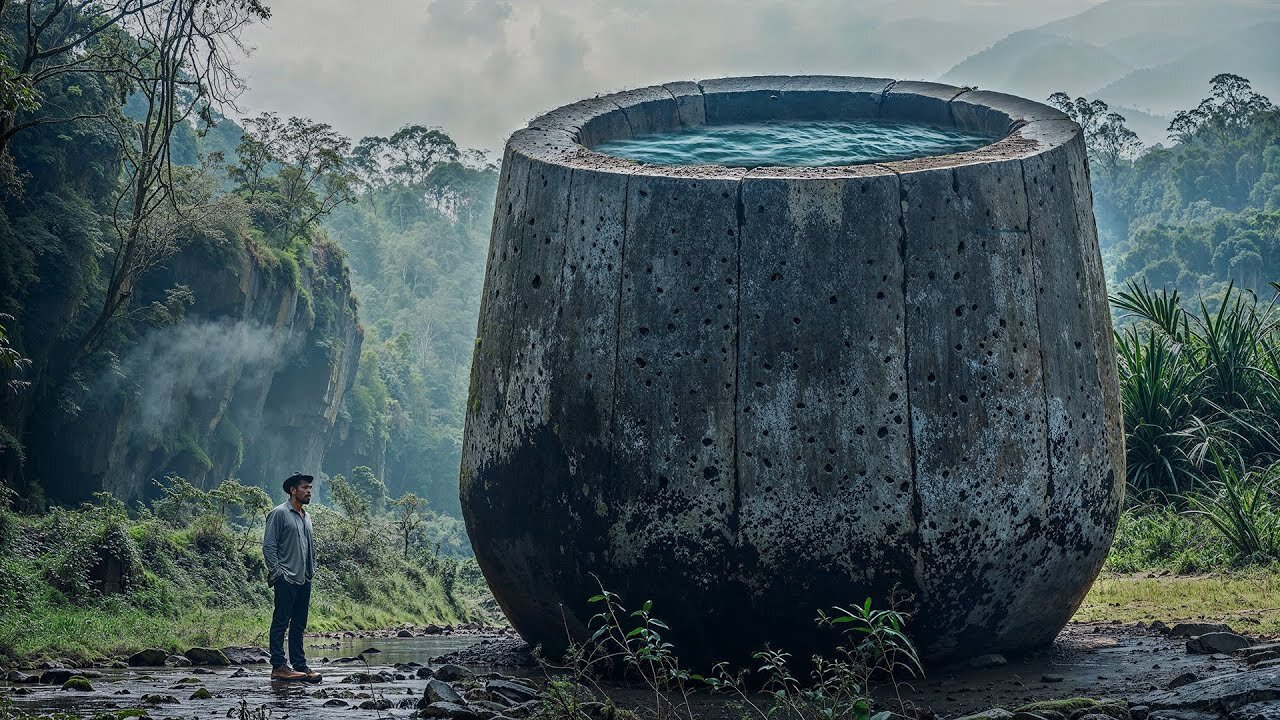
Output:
[{"xmin": 262, "ymin": 472, "xmax": 320, "ymax": 682}]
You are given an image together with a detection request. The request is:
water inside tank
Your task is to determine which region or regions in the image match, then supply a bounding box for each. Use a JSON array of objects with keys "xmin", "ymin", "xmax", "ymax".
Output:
[{"xmin": 593, "ymin": 119, "xmax": 996, "ymax": 167}]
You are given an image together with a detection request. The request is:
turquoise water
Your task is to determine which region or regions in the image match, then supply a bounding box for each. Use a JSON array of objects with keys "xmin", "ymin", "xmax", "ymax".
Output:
[{"xmin": 594, "ymin": 120, "xmax": 995, "ymax": 167}]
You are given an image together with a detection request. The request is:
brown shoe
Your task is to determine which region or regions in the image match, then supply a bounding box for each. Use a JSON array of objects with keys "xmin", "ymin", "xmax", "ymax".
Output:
[{"xmin": 270, "ymin": 665, "xmax": 306, "ymax": 681}]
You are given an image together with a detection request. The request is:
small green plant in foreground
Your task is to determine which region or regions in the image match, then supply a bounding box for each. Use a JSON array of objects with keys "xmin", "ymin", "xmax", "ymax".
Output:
[{"xmin": 538, "ymin": 584, "xmax": 922, "ymax": 720}]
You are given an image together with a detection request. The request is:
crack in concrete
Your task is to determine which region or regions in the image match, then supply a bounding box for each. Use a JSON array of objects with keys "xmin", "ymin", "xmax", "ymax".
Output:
[
  {"xmin": 730, "ymin": 176, "xmax": 746, "ymax": 549},
  {"xmin": 1019, "ymin": 158, "xmax": 1058, "ymax": 505},
  {"xmin": 607, "ymin": 173, "xmax": 633, "ymax": 475},
  {"xmin": 875, "ymin": 160, "xmax": 928, "ymax": 614}
]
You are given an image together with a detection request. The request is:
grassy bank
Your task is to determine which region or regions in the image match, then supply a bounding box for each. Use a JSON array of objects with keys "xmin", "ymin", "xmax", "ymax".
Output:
[
  {"xmin": 1074, "ymin": 502, "xmax": 1280, "ymax": 635},
  {"xmin": 0, "ymin": 479, "xmax": 488, "ymax": 665}
]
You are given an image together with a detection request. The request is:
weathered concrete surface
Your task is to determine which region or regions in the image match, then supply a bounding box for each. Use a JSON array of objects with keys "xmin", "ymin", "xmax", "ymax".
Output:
[{"xmin": 460, "ymin": 76, "xmax": 1124, "ymax": 667}]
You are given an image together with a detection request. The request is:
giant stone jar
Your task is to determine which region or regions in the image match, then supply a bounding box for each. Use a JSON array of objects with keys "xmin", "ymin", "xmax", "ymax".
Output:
[{"xmin": 460, "ymin": 76, "xmax": 1125, "ymax": 665}]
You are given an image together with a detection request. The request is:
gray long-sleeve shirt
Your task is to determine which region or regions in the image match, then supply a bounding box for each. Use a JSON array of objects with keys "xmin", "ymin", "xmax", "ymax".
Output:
[{"xmin": 262, "ymin": 501, "xmax": 315, "ymax": 585}]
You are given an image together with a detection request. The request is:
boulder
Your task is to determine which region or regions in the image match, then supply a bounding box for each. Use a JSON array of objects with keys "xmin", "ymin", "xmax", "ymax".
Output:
[
  {"xmin": 398, "ymin": 629, "xmax": 416, "ymax": 637},
  {"xmin": 40, "ymin": 669, "xmax": 74, "ymax": 684},
  {"xmin": 486, "ymin": 679, "xmax": 540, "ymax": 704},
  {"xmin": 422, "ymin": 678, "xmax": 465, "ymax": 707},
  {"xmin": 219, "ymin": 646, "xmax": 270, "ymax": 665},
  {"xmin": 164, "ymin": 655, "xmax": 191, "ymax": 667},
  {"xmin": 60, "ymin": 675, "xmax": 94, "ymax": 691},
  {"xmin": 418, "ymin": 702, "xmax": 479, "ymax": 719},
  {"xmin": 1168, "ymin": 672, "xmax": 1198, "ymax": 689},
  {"xmin": 1141, "ymin": 669, "xmax": 1280, "ymax": 711},
  {"xmin": 1187, "ymin": 632, "xmax": 1252, "ymax": 654},
  {"xmin": 190, "ymin": 688, "xmax": 212, "ymax": 699},
  {"xmin": 435, "ymin": 664, "xmax": 475, "ymax": 682},
  {"xmin": 184, "ymin": 647, "xmax": 230, "ymax": 666},
  {"xmin": 1230, "ymin": 701, "xmax": 1280, "ymax": 720},
  {"xmin": 1169, "ymin": 623, "xmax": 1234, "ymax": 638},
  {"xmin": 128, "ymin": 648, "xmax": 168, "ymax": 666}
]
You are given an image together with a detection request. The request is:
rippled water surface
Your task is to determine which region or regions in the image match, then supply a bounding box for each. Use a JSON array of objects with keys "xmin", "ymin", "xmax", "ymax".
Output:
[{"xmin": 594, "ymin": 120, "xmax": 995, "ymax": 167}]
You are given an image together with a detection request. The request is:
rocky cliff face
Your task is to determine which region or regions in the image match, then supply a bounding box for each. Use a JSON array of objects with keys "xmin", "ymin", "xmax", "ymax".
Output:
[{"xmin": 28, "ymin": 237, "xmax": 363, "ymax": 505}]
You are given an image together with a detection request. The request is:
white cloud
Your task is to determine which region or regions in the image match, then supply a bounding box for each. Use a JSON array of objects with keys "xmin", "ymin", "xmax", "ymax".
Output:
[{"xmin": 234, "ymin": 0, "xmax": 1104, "ymax": 152}]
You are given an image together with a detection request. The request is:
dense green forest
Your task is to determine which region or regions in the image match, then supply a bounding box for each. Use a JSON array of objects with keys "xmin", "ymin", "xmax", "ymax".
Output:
[
  {"xmin": 0, "ymin": 0, "xmax": 497, "ymax": 522},
  {"xmin": 1052, "ymin": 74, "xmax": 1280, "ymax": 297}
]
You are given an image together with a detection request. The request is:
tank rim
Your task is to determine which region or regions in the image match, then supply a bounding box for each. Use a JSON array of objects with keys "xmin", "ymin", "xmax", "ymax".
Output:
[{"xmin": 508, "ymin": 75, "xmax": 1080, "ymax": 179}]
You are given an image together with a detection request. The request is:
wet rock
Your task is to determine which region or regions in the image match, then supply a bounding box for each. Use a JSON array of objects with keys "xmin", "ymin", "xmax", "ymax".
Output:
[
  {"xmin": 360, "ymin": 699, "xmax": 394, "ymax": 710},
  {"xmin": 164, "ymin": 654, "xmax": 191, "ymax": 667},
  {"xmin": 1015, "ymin": 699, "xmax": 1128, "ymax": 720},
  {"xmin": 230, "ymin": 668, "xmax": 249, "ymax": 678},
  {"xmin": 341, "ymin": 671, "xmax": 394, "ymax": 684},
  {"xmin": 968, "ymin": 654, "xmax": 1008, "ymax": 669},
  {"xmin": 399, "ymin": 629, "xmax": 416, "ymax": 637},
  {"xmin": 141, "ymin": 693, "xmax": 180, "ymax": 704},
  {"xmin": 425, "ymin": 624, "xmax": 444, "ymax": 634},
  {"xmin": 422, "ymin": 678, "xmax": 465, "ymax": 706},
  {"xmin": 219, "ymin": 645, "xmax": 270, "ymax": 665},
  {"xmin": 128, "ymin": 649, "xmax": 168, "ymax": 666},
  {"xmin": 1168, "ymin": 623, "xmax": 1234, "ymax": 638},
  {"xmin": 361, "ymin": 646, "xmax": 382, "ymax": 654},
  {"xmin": 61, "ymin": 675, "xmax": 94, "ymax": 691},
  {"xmin": 323, "ymin": 699, "xmax": 348, "ymax": 707},
  {"xmin": 40, "ymin": 668, "xmax": 74, "ymax": 684},
  {"xmin": 1131, "ymin": 707, "xmax": 1150, "ymax": 720},
  {"xmin": 435, "ymin": 663, "xmax": 475, "ymax": 682},
  {"xmin": 956, "ymin": 710, "xmax": 1013, "ymax": 720},
  {"xmin": 4, "ymin": 670, "xmax": 37, "ymax": 683},
  {"xmin": 1042, "ymin": 674, "xmax": 1065, "ymax": 683},
  {"xmin": 1141, "ymin": 668, "xmax": 1280, "ymax": 710},
  {"xmin": 1168, "ymin": 672, "xmax": 1198, "ymax": 689},
  {"xmin": 184, "ymin": 647, "xmax": 230, "ymax": 665},
  {"xmin": 1231, "ymin": 701, "xmax": 1280, "ymax": 720},
  {"xmin": 190, "ymin": 687, "xmax": 212, "ymax": 699},
  {"xmin": 486, "ymin": 679, "xmax": 540, "ymax": 704},
  {"xmin": 418, "ymin": 701, "xmax": 479, "ymax": 719},
  {"xmin": 1149, "ymin": 713, "xmax": 1219, "ymax": 720},
  {"xmin": 417, "ymin": 666, "xmax": 436, "ymax": 679},
  {"xmin": 1187, "ymin": 632, "xmax": 1252, "ymax": 654}
]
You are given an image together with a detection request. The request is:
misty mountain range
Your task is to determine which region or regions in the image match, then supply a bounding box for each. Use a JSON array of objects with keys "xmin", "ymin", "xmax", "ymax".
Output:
[{"xmin": 938, "ymin": 0, "xmax": 1280, "ymax": 143}]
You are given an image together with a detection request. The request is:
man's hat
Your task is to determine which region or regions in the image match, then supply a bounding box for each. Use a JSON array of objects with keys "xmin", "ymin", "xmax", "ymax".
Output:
[{"xmin": 283, "ymin": 472, "xmax": 314, "ymax": 493}]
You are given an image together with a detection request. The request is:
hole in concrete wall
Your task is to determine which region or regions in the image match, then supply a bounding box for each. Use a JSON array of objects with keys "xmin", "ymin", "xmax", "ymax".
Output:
[{"xmin": 531, "ymin": 274, "xmax": 542, "ymax": 288}]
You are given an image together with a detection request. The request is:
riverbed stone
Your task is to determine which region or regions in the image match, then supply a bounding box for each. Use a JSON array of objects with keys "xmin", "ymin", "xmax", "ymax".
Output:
[
  {"xmin": 128, "ymin": 648, "xmax": 168, "ymax": 667},
  {"xmin": 219, "ymin": 646, "xmax": 269, "ymax": 665},
  {"xmin": 418, "ymin": 701, "xmax": 479, "ymax": 719},
  {"xmin": 462, "ymin": 75, "xmax": 1122, "ymax": 666},
  {"xmin": 954, "ymin": 710, "xmax": 1015, "ymax": 720},
  {"xmin": 486, "ymin": 679, "xmax": 540, "ymax": 703},
  {"xmin": 1188, "ymin": 632, "xmax": 1253, "ymax": 654},
  {"xmin": 435, "ymin": 663, "xmax": 474, "ymax": 682},
  {"xmin": 183, "ymin": 647, "xmax": 229, "ymax": 666},
  {"xmin": 1168, "ymin": 623, "xmax": 1234, "ymax": 638},
  {"xmin": 422, "ymin": 678, "xmax": 465, "ymax": 706},
  {"xmin": 1231, "ymin": 701, "xmax": 1280, "ymax": 720},
  {"xmin": 1141, "ymin": 668, "xmax": 1280, "ymax": 710}
]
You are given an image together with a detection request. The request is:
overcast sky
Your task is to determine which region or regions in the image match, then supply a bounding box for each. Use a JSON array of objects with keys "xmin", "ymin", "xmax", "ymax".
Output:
[{"xmin": 235, "ymin": 0, "xmax": 1107, "ymax": 153}]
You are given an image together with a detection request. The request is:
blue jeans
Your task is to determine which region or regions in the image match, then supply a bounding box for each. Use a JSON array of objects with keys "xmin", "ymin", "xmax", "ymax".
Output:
[{"xmin": 269, "ymin": 580, "xmax": 311, "ymax": 669}]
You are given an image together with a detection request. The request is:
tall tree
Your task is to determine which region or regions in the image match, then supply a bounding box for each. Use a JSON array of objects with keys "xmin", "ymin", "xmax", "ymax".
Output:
[
  {"xmin": 1047, "ymin": 91, "xmax": 1142, "ymax": 178},
  {"xmin": 1168, "ymin": 73, "xmax": 1273, "ymax": 146},
  {"xmin": 75, "ymin": 0, "xmax": 270, "ymax": 357}
]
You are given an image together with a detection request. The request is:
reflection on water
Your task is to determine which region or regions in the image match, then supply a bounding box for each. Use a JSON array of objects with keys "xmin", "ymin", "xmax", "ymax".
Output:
[{"xmin": 0, "ymin": 634, "xmax": 506, "ymax": 719}]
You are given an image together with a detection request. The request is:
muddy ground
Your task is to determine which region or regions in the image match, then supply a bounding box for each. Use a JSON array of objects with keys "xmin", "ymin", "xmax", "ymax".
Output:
[{"xmin": 0, "ymin": 622, "xmax": 1255, "ymax": 718}]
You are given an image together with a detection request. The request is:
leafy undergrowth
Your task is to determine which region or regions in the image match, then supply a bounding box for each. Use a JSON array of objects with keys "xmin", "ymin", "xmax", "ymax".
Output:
[{"xmin": 0, "ymin": 480, "xmax": 491, "ymax": 665}]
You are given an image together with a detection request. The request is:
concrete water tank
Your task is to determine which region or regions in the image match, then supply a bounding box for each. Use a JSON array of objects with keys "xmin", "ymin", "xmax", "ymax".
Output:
[{"xmin": 461, "ymin": 76, "xmax": 1125, "ymax": 665}]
